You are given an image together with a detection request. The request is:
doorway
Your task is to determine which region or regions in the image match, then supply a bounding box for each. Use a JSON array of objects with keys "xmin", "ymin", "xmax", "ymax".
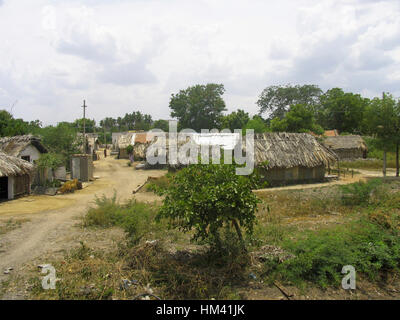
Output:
[{"xmin": 0, "ymin": 177, "xmax": 8, "ymax": 200}]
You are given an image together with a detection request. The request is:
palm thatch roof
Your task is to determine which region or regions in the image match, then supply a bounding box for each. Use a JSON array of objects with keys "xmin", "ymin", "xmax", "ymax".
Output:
[
  {"xmin": 253, "ymin": 133, "xmax": 337, "ymax": 169},
  {"xmin": 0, "ymin": 151, "xmax": 35, "ymax": 177},
  {"xmin": 142, "ymin": 132, "xmax": 337, "ymax": 169},
  {"xmin": 323, "ymin": 135, "xmax": 368, "ymax": 151},
  {"xmin": 0, "ymin": 135, "xmax": 48, "ymax": 157}
]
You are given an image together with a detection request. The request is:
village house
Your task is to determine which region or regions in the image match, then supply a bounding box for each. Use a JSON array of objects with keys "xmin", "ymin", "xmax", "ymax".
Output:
[
  {"xmin": 140, "ymin": 132, "xmax": 336, "ymax": 186},
  {"xmin": 77, "ymin": 133, "xmax": 100, "ymax": 155},
  {"xmin": 253, "ymin": 133, "xmax": 337, "ymax": 186},
  {"xmin": 0, "ymin": 151, "xmax": 35, "ymax": 200},
  {"xmin": 323, "ymin": 135, "xmax": 368, "ymax": 160},
  {"xmin": 116, "ymin": 132, "xmax": 156, "ymax": 160},
  {"xmin": 0, "ymin": 134, "xmax": 48, "ymax": 163}
]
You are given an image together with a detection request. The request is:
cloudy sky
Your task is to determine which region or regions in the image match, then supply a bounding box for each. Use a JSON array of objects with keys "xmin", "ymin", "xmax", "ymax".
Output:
[{"xmin": 0, "ymin": 0, "xmax": 399, "ymax": 125}]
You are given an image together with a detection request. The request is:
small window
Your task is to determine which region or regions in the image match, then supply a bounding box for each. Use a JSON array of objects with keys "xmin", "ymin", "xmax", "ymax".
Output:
[{"xmin": 21, "ymin": 156, "xmax": 31, "ymax": 162}]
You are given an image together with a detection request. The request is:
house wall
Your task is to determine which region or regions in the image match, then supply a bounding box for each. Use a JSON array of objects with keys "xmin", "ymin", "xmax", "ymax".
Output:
[
  {"xmin": 259, "ymin": 165, "xmax": 326, "ymax": 186},
  {"xmin": 7, "ymin": 175, "xmax": 30, "ymax": 199},
  {"xmin": 7, "ymin": 176, "xmax": 14, "ymax": 200},
  {"xmin": 20, "ymin": 145, "xmax": 41, "ymax": 163}
]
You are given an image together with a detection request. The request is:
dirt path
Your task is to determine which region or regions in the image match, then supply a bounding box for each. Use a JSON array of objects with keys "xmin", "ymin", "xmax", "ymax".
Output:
[{"xmin": 0, "ymin": 156, "xmax": 166, "ymax": 284}]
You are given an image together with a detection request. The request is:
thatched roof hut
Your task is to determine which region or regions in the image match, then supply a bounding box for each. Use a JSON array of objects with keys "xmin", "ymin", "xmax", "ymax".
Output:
[
  {"xmin": 0, "ymin": 151, "xmax": 35, "ymax": 177},
  {"xmin": 323, "ymin": 135, "xmax": 368, "ymax": 160},
  {"xmin": 253, "ymin": 133, "xmax": 337, "ymax": 169},
  {"xmin": 252, "ymin": 133, "xmax": 338, "ymax": 186},
  {"xmin": 0, "ymin": 135, "xmax": 47, "ymax": 158}
]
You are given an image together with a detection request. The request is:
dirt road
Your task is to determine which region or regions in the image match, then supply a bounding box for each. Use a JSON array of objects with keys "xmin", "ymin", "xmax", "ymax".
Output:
[{"xmin": 0, "ymin": 156, "xmax": 166, "ymax": 285}]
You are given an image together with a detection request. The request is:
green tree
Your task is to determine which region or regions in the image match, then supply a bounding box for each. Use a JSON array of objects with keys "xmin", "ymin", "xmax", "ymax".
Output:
[
  {"xmin": 169, "ymin": 83, "xmax": 227, "ymax": 132},
  {"xmin": 38, "ymin": 122, "xmax": 81, "ymax": 167},
  {"xmin": 73, "ymin": 118, "xmax": 96, "ymax": 133},
  {"xmin": 221, "ymin": 109, "xmax": 250, "ymax": 131},
  {"xmin": 317, "ymin": 88, "xmax": 369, "ymax": 134},
  {"xmin": 156, "ymin": 163, "xmax": 261, "ymax": 251},
  {"xmin": 270, "ymin": 104, "xmax": 324, "ymax": 134},
  {"xmin": 152, "ymin": 119, "xmax": 170, "ymax": 132},
  {"xmin": 364, "ymin": 93, "xmax": 400, "ymax": 176},
  {"xmin": 243, "ymin": 115, "xmax": 269, "ymax": 134},
  {"xmin": 257, "ymin": 84, "xmax": 322, "ymax": 120},
  {"xmin": 0, "ymin": 110, "xmax": 37, "ymax": 137}
]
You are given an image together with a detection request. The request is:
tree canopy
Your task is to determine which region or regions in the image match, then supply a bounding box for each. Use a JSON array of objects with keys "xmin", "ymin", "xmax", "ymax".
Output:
[
  {"xmin": 317, "ymin": 88, "xmax": 369, "ymax": 134},
  {"xmin": 270, "ymin": 104, "xmax": 324, "ymax": 134},
  {"xmin": 257, "ymin": 84, "xmax": 323, "ymax": 120},
  {"xmin": 221, "ymin": 109, "xmax": 250, "ymax": 132},
  {"xmin": 169, "ymin": 83, "xmax": 227, "ymax": 132}
]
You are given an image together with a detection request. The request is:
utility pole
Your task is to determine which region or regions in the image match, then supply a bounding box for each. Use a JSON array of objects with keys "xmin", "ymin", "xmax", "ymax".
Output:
[{"xmin": 82, "ymin": 100, "xmax": 87, "ymax": 154}]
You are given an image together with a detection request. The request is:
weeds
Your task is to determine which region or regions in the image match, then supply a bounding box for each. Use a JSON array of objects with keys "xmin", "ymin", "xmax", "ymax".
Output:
[
  {"xmin": 83, "ymin": 193, "xmax": 156, "ymax": 245},
  {"xmin": 340, "ymin": 178, "xmax": 384, "ymax": 206}
]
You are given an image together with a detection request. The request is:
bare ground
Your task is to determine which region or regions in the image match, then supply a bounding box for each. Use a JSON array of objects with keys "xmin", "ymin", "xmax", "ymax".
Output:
[
  {"xmin": 0, "ymin": 158, "xmax": 398, "ymax": 300},
  {"xmin": 0, "ymin": 156, "xmax": 165, "ymax": 298}
]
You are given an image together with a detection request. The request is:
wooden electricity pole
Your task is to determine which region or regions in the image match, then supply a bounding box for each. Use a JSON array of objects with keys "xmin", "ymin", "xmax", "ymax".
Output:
[{"xmin": 82, "ymin": 100, "xmax": 87, "ymax": 154}]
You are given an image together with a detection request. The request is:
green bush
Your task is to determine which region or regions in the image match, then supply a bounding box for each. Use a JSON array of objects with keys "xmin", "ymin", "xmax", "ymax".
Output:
[
  {"xmin": 84, "ymin": 193, "xmax": 155, "ymax": 244},
  {"xmin": 156, "ymin": 163, "xmax": 261, "ymax": 250},
  {"xmin": 340, "ymin": 179, "xmax": 383, "ymax": 206},
  {"xmin": 264, "ymin": 218, "xmax": 400, "ymax": 288}
]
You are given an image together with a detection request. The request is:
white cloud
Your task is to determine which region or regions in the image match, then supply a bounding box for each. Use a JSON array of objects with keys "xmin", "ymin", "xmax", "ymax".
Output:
[{"xmin": 0, "ymin": 0, "xmax": 399, "ymax": 125}]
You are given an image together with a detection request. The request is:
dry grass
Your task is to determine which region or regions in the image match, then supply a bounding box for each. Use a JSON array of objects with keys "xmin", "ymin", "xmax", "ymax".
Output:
[{"xmin": 0, "ymin": 218, "xmax": 30, "ymax": 235}]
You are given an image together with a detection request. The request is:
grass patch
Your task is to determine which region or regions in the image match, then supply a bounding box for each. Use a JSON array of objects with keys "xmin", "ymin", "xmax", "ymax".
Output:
[
  {"xmin": 256, "ymin": 182, "xmax": 400, "ymax": 288},
  {"xmin": 145, "ymin": 173, "xmax": 174, "ymax": 194},
  {"xmin": 83, "ymin": 193, "xmax": 158, "ymax": 245},
  {"xmin": 341, "ymin": 159, "xmax": 396, "ymax": 170}
]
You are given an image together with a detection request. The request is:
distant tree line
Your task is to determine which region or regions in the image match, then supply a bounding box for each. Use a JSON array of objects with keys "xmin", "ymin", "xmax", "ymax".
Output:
[{"xmin": 1, "ymin": 83, "xmax": 399, "ymax": 173}]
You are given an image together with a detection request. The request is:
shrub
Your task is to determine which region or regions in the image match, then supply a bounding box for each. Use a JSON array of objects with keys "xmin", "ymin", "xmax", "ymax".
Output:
[
  {"xmin": 262, "ymin": 208, "xmax": 400, "ymax": 288},
  {"xmin": 84, "ymin": 194, "xmax": 155, "ymax": 245},
  {"xmin": 340, "ymin": 179, "xmax": 383, "ymax": 206},
  {"xmin": 156, "ymin": 163, "xmax": 261, "ymax": 251},
  {"xmin": 145, "ymin": 174, "xmax": 173, "ymax": 195},
  {"xmin": 125, "ymin": 145, "xmax": 134, "ymax": 155},
  {"xmin": 36, "ymin": 153, "xmax": 64, "ymax": 170}
]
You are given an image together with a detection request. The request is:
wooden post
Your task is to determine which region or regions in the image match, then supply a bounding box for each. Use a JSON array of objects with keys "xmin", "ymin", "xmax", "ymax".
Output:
[{"xmin": 337, "ymin": 160, "xmax": 340, "ymax": 178}]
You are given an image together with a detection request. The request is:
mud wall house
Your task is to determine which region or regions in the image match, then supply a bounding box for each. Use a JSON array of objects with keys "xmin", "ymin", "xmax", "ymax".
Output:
[
  {"xmin": 0, "ymin": 151, "xmax": 35, "ymax": 200},
  {"xmin": 251, "ymin": 133, "xmax": 337, "ymax": 186},
  {"xmin": 112, "ymin": 132, "xmax": 127, "ymax": 151},
  {"xmin": 117, "ymin": 132, "xmax": 156, "ymax": 160},
  {"xmin": 77, "ymin": 133, "xmax": 100, "ymax": 155},
  {"xmin": 0, "ymin": 135, "xmax": 48, "ymax": 163},
  {"xmin": 323, "ymin": 135, "xmax": 368, "ymax": 160}
]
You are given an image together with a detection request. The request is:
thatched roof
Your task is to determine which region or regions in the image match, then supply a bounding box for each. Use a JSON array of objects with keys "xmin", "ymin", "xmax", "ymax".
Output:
[
  {"xmin": 142, "ymin": 132, "xmax": 337, "ymax": 169},
  {"xmin": 0, "ymin": 151, "xmax": 35, "ymax": 177},
  {"xmin": 0, "ymin": 135, "xmax": 48, "ymax": 157},
  {"xmin": 323, "ymin": 135, "xmax": 368, "ymax": 151},
  {"xmin": 253, "ymin": 133, "xmax": 337, "ymax": 169}
]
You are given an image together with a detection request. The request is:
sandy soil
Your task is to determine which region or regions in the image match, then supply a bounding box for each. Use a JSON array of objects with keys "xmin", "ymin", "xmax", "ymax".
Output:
[{"xmin": 0, "ymin": 156, "xmax": 166, "ymax": 288}]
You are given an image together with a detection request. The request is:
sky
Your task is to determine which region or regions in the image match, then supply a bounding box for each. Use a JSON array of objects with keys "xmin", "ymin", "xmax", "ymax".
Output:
[{"xmin": 0, "ymin": 0, "xmax": 399, "ymax": 126}]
